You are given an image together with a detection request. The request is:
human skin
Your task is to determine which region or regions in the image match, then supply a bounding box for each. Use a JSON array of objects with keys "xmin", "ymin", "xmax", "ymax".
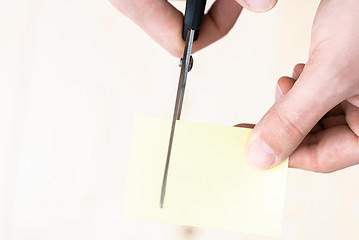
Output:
[{"xmin": 111, "ymin": 0, "xmax": 359, "ymax": 172}]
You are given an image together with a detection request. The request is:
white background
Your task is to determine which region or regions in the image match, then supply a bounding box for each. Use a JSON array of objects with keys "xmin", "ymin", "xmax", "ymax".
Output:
[{"xmin": 1, "ymin": 0, "xmax": 359, "ymax": 239}]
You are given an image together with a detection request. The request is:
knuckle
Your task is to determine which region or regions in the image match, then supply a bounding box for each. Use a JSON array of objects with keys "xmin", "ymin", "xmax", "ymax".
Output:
[
  {"xmin": 271, "ymin": 109, "xmax": 306, "ymax": 142},
  {"xmin": 259, "ymin": 108, "xmax": 306, "ymax": 159}
]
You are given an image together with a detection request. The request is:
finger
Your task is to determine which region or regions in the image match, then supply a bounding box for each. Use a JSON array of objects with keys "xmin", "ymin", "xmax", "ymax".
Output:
[
  {"xmin": 325, "ymin": 103, "xmax": 344, "ymax": 116},
  {"xmin": 276, "ymin": 75, "xmax": 323, "ymax": 134},
  {"xmin": 347, "ymin": 95, "xmax": 359, "ymax": 108},
  {"xmin": 275, "ymin": 76, "xmax": 296, "ymax": 101},
  {"xmin": 235, "ymin": 0, "xmax": 278, "ymax": 12},
  {"xmin": 310, "ymin": 124, "xmax": 323, "ymax": 134},
  {"xmin": 289, "ymin": 126, "xmax": 359, "ymax": 173},
  {"xmin": 246, "ymin": 60, "xmax": 347, "ymax": 170},
  {"xmin": 234, "ymin": 123, "xmax": 255, "ymax": 128},
  {"xmin": 193, "ymin": 0, "xmax": 243, "ymax": 53},
  {"xmin": 319, "ymin": 115, "xmax": 346, "ymax": 129},
  {"xmin": 342, "ymin": 101, "xmax": 359, "ymax": 136},
  {"xmin": 110, "ymin": 0, "xmax": 242, "ymax": 57},
  {"xmin": 110, "ymin": 0, "xmax": 184, "ymax": 56},
  {"xmin": 276, "ymin": 63, "xmax": 303, "ymax": 102},
  {"xmin": 279, "ymin": 64, "xmax": 344, "ymax": 116},
  {"xmin": 292, "ymin": 63, "xmax": 305, "ymax": 80}
]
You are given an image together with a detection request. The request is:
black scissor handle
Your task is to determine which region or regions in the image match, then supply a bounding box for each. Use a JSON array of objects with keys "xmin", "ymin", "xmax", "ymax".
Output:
[{"xmin": 182, "ymin": 0, "xmax": 207, "ymax": 41}]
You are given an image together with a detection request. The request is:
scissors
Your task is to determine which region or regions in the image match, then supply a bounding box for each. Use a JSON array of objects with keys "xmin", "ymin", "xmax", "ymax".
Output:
[{"xmin": 160, "ymin": 0, "xmax": 207, "ymax": 208}]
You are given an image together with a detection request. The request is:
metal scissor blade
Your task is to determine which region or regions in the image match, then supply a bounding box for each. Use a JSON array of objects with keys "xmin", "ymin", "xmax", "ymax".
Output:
[{"xmin": 160, "ymin": 29, "xmax": 195, "ymax": 208}]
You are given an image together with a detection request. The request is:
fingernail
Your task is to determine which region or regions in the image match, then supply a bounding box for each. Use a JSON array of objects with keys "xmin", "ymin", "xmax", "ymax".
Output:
[
  {"xmin": 275, "ymin": 84, "xmax": 283, "ymax": 102},
  {"xmin": 243, "ymin": 0, "xmax": 276, "ymax": 12},
  {"xmin": 247, "ymin": 139, "xmax": 276, "ymax": 169}
]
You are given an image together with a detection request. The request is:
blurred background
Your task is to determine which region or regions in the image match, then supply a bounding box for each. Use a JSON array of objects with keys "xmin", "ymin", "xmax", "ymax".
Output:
[{"xmin": 1, "ymin": 0, "xmax": 359, "ymax": 239}]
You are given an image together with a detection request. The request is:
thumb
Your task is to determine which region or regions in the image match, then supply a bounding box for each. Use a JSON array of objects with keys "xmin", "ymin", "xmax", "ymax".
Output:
[
  {"xmin": 246, "ymin": 62, "xmax": 344, "ymax": 169},
  {"xmin": 236, "ymin": 0, "xmax": 278, "ymax": 12}
]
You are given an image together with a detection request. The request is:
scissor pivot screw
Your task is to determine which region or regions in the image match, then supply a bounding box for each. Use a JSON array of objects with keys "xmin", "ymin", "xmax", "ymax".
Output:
[{"xmin": 179, "ymin": 56, "xmax": 193, "ymax": 72}]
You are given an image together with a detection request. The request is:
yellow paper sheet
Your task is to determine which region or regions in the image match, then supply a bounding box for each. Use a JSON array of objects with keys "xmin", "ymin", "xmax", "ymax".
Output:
[{"xmin": 124, "ymin": 116, "xmax": 288, "ymax": 237}]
